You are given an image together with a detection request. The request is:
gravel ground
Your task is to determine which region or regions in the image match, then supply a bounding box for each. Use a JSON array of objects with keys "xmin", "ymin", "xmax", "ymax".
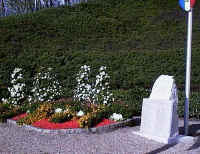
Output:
[{"xmin": 1, "ymin": 118, "xmax": 200, "ymax": 154}]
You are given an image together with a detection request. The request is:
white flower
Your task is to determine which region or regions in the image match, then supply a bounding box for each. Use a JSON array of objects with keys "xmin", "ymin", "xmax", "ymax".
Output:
[
  {"xmin": 30, "ymin": 67, "xmax": 62, "ymax": 103},
  {"xmin": 74, "ymin": 65, "xmax": 114, "ymax": 105},
  {"xmin": 80, "ymin": 74, "xmax": 84, "ymax": 79},
  {"xmin": 48, "ymin": 67, "xmax": 53, "ymax": 71},
  {"xmin": 100, "ymin": 71, "xmax": 106, "ymax": 76},
  {"xmin": 28, "ymin": 96, "xmax": 32, "ymax": 102},
  {"xmin": 110, "ymin": 113, "xmax": 123, "ymax": 121},
  {"xmin": 86, "ymin": 84, "xmax": 91, "ymax": 90},
  {"xmin": 63, "ymin": 108, "xmax": 69, "ymax": 112},
  {"xmin": 55, "ymin": 108, "xmax": 63, "ymax": 113},
  {"xmin": 6, "ymin": 68, "xmax": 25, "ymax": 105},
  {"xmin": 99, "ymin": 66, "xmax": 106, "ymax": 71},
  {"xmin": 103, "ymin": 100, "xmax": 107, "ymax": 104},
  {"xmin": 13, "ymin": 68, "xmax": 22, "ymax": 74},
  {"xmin": 1, "ymin": 98, "xmax": 8, "ymax": 103},
  {"xmin": 77, "ymin": 110, "xmax": 84, "ymax": 117},
  {"xmin": 11, "ymin": 74, "xmax": 15, "ymax": 78}
]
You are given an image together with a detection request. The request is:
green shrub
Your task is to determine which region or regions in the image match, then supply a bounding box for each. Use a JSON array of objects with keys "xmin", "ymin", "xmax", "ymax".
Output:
[
  {"xmin": 78, "ymin": 105, "xmax": 106, "ymax": 128},
  {"xmin": 0, "ymin": 103, "xmax": 10, "ymax": 113},
  {"xmin": 1, "ymin": 0, "xmax": 200, "ymax": 100},
  {"xmin": 105, "ymin": 103, "xmax": 133, "ymax": 120},
  {"xmin": 0, "ymin": 103, "xmax": 26, "ymax": 122},
  {"xmin": 2, "ymin": 48, "xmax": 198, "ymax": 100},
  {"xmin": 178, "ymin": 91, "xmax": 200, "ymax": 119},
  {"xmin": 112, "ymin": 87, "xmax": 150, "ymax": 116},
  {"xmin": 111, "ymin": 88, "xmax": 200, "ymax": 120},
  {"xmin": 25, "ymin": 102, "xmax": 42, "ymax": 114},
  {"xmin": 1, "ymin": 0, "xmax": 200, "ymax": 120},
  {"xmin": 49, "ymin": 111, "xmax": 74, "ymax": 123},
  {"xmin": 17, "ymin": 103, "xmax": 54, "ymax": 125},
  {"xmin": 51, "ymin": 100, "xmax": 88, "ymax": 113}
]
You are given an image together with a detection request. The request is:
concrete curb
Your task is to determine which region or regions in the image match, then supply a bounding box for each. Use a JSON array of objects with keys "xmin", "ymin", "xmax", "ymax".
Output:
[{"xmin": 7, "ymin": 118, "xmax": 134, "ymax": 135}]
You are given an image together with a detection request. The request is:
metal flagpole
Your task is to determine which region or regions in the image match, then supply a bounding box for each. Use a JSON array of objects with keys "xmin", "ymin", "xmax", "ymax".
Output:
[
  {"xmin": 35, "ymin": 0, "xmax": 37, "ymax": 11},
  {"xmin": 184, "ymin": 8, "xmax": 193, "ymax": 136}
]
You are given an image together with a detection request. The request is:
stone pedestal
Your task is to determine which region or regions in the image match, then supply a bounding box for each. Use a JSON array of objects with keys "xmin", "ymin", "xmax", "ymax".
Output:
[
  {"xmin": 133, "ymin": 75, "xmax": 180, "ymax": 144},
  {"xmin": 139, "ymin": 99, "xmax": 179, "ymax": 143}
]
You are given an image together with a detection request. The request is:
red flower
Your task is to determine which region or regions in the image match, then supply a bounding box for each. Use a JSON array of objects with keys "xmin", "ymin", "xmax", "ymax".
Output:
[
  {"xmin": 12, "ymin": 114, "xmax": 117, "ymax": 129},
  {"xmin": 32, "ymin": 119, "xmax": 80, "ymax": 129},
  {"xmin": 12, "ymin": 113, "xmax": 27, "ymax": 121},
  {"xmin": 95, "ymin": 118, "xmax": 116, "ymax": 127}
]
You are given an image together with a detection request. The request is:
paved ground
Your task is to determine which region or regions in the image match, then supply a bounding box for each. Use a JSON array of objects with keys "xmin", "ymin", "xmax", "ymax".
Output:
[{"xmin": 1, "ymin": 118, "xmax": 200, "ymax": 154}]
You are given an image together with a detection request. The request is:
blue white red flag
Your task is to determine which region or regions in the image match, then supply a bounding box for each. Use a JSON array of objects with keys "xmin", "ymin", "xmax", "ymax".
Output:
[{"xmin": 179, "ymin": 0, "xmax": 196, "ymax": 11}]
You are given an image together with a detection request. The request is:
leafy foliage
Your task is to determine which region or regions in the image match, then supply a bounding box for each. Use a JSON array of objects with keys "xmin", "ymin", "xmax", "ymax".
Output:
[
  {"xmin": 178, "ymin": 91, "xmax": 200, "ymax": 119},
  {"xmin": 49, "ymin": 111, "xmax": 74, "ymax": 123},
  {"xmin": 1, "ymin": 0, "xmax": 200, "ymax": 120},
  {"xmin": 17, "ymin": 102, "xmax": 53, "ymax": 125},
  {"xmin": 2, "ymin": 0, "xmax": 200, "ymax": 99},
  {"xmin": 0, "ymin": 103, "xmax": 26, "ymax": 122},
  {"xmin": 78, "ymin": 104, "xmax": 106, "ymax": 128}
]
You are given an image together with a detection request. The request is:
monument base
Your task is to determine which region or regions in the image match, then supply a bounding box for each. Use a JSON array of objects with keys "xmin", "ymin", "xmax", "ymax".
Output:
[
  {"xmin": 132, "ymin": 131, "xmax": 180, "ymax": 144},
  {"xmin": 133, "ymin": 131, "xmax": 194, "ymax": 144},
  {"xmin": 132, "ymin": 75, "xmax": 195, "ymax": 145},
  {"xmin": 139, "ymin": 99, "xmax": 179, "ymax": 142}
]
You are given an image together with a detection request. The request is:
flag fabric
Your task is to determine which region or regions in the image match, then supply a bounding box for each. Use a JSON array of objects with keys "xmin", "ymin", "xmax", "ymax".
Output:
[{"xmin": 179, "ymin": 0, "xmax": 196, "ymax": 11}]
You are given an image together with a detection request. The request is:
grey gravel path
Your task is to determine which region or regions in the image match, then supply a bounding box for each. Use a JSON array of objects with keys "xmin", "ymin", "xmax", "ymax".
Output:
[{"xmin": 1, "ymin": 118, "xmax": 200, "ymax": 154}]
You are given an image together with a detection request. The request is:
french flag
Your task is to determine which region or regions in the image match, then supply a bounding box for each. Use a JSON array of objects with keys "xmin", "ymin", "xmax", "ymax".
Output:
[{"xmin": 179, "ymin": 0, "xmax": 196, "ymax": 11}]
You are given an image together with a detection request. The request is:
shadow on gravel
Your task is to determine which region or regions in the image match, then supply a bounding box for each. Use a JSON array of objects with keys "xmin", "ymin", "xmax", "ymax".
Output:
[
  {"xmin": 179, "ymin": 124, "xmax": 200, "ymax": 137},
  {"xmin": 179, "ymin": 124, "xmax": 200, "ymax": 151},
  {"xmin": 127, "ymin": 117, "xmax": 200, "ymax": 152},
  {"xmin": 147, "ymin": 124, "xmax": 200, "ymax": 152},
  {"xmin": 187, "ymin": 136, "xmax": 200, "ymax": 151},
  {"xmin": 146, "ymin": 143, "xmax": 177, "ymax": 154},
  {"xmin": 125, "ymin": 117, "xmax": 141, "ymax": 127},
  {"xmin": 131, "ymin": 118, "xmax": 200, "ymax": 152},
  {"xmin": 128, "ymin": 117, "xmax": 179, "ymax": 153}
]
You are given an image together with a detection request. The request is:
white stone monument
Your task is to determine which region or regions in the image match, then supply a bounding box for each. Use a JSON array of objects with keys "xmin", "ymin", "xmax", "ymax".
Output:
[{"xmin": 133, "ymin": 75, "xmax": 180, "ymax": 144}]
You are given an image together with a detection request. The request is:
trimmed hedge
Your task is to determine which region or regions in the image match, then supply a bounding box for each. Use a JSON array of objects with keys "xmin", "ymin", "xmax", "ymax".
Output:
[
  {"xmin": 1, "ymin": 0, "xmax": 200, "ymax": 99},
  {"xmin": 1, "ymin": 0, "xmax": 200, "ymax": 119},
  {"xmin": 113, "ymin": 88, "xmax": 200, "ymax": 119},
  {"xmin": 1, "ymin": 48, "xmax": 200, "ymax": 100}
]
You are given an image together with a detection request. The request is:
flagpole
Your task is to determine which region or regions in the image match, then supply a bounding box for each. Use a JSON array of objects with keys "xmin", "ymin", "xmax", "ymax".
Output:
[
  {"xmin": 35, "ymin": 0, "xmax": 37, "ymax": 11},
  {"xmin": 184, "ymin": 8, "xmax": 193, "ymax": 136}
]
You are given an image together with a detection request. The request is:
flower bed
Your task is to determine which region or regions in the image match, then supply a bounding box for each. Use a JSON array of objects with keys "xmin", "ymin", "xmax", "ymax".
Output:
[
  {"xmin": 11, "ymin": 113, "xmax": 116, "ymax": 130},
  {"xmin": 1, "ymin": 65, "xmax": 134, "ymax": 132},
  {"xmin": 7, "ymin": 113, "xmax": 134, "ymax": 135}
]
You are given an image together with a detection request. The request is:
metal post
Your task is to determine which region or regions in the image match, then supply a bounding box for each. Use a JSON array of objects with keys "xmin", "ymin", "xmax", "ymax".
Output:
[
  {"xmin": 35, "ymin": 0, "xmax": 37, "ymax": 11},
  {"xmin": 184, "ymin": 8, "xmax": 193, "ymax": 136}
]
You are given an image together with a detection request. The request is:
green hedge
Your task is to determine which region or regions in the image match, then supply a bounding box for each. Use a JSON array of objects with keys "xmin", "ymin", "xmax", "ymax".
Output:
[
  {"xmin": 113, "ymin": 88, "xmax": 200, "ymax": 120},
  {"xmin": 1, "ymin": 0, "xmax": 200, "ymax": 118},
  {"xmin": 178, "ymin": 91, "xmax": 200, "ymax": 119},
  {"xmin": 1, "ymin": 48, "xmax": 200, "ymax": 100},
  {"xmin": 1, "ymin": 0, "xmax": 200, "ymax": 100}
]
